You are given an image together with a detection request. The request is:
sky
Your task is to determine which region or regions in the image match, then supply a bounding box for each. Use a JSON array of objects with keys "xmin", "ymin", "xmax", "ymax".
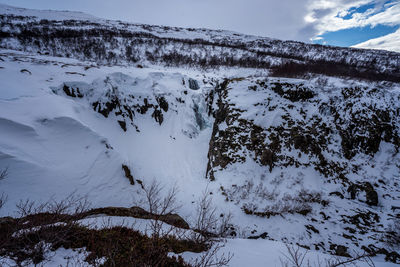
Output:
[{"xmin": 0, "ymin": 0, "xmax": 399, "ymax": 52}]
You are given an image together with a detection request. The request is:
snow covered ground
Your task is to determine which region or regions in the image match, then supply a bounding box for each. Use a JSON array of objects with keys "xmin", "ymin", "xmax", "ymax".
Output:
[{"xmin": 181, "ymin": 238, "xmax": 397, "ymax": 267}]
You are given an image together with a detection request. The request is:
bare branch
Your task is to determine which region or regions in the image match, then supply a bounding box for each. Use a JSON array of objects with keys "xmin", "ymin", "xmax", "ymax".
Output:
[
  {"xmin": 142, "ymin": 180, "xmax": 181, "ymax": 238},
  {"xmin": 280, "ymin": 243, "xmax": 309, "ymax": 267},
  {"xmin": 0, "ymin": 193, "xmax": 7, "ymax": 210},
  {"xmin": 190, "ymin": 241, "xmax": 233, "ymax": 267},
  {"xmin": 0, "ymin": 167, "xmax": 8, "ymax": 181},
  {"xmin": 326, "ymin": 253, "xmax": 375, "ymax": 267}
]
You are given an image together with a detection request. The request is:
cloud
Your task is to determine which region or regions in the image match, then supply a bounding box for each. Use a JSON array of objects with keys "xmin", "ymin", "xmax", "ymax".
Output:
[
  {"xmin": 352, "ymin": 27, "xmax": 400, "ymax": 52},
  {"xmin": 303, "ymin": 0, "xmax": 400, "ymax": 38}
]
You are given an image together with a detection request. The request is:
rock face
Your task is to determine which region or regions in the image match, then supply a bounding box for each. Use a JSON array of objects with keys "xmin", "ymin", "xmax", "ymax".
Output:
[
  {"xmin": 204, "ymin": 76, "xmax": 399, "ymax": 259},
  {"xmin": 55, "ymin": 73, "xmax": 182, "ymax": 131}
]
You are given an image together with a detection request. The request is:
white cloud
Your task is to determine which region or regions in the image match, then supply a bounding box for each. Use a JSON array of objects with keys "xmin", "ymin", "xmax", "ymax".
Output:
[
  {"xmin": 352, "ymin": 27, "xmax": 400, "ymax": 52},
  {"xmin": 305, "ymin": 0, "xmax": 400, "ymax": 35}
]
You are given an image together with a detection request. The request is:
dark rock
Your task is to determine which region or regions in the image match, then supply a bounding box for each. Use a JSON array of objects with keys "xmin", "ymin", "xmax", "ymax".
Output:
[
  {"xmin": 305, "ymin": 224, "xmax": 319, "ymax": 234},
  {"xmin": 76, "ymin": 88, "xmax": 84, "ymax": 98},
  {"xmin": 297, "ymin": 209, "xmax": 312, "ymax": 216},
  {"xmin": 63, "ymin": 84, "xmax": 76, "ymax": 97},
  {"xmin": 364, "ymin": 182, "xmax": 378, "ymax": 206},
  {"xmin": 260, "ymin": 149, "xmax": 275, "ymax": 172},
  {"xmin": 188, "ymin": 78, "xmax": 200, "ymax": 90},
  {"xmin": 20, "ymin": 68, "xmax": 32, "ymax": 75},
  {"xmin": 139, "ymin": 98, "xmax": 151, "ymax": 114},
  {"xmin": 118, "ymin": 120, "xmax": 127, "ymax": 132},
  {"xmin": 93, "ymin": 98, "xmax": 120, "ymax": 118},
  {"xmin": 122, "ymin": 164, "xmax": 134, "ymax": 185},
  {"xmin": 84, "ymin": 206, "xmax": 190, "ymax": 229},
  {"xmin": 158, "ymin": 96, "xmax": 169, "ymax": 112},
  {"xmin": 152, "ymin": 109, "xmax": 164, "ymax": 125},
  {"xmin": 248, "ymin": 232, "xmax": 269, "ymax": 239},
  {"xmin": 162, "ymin": 213, "xmax": 190, "ymax": 229}
]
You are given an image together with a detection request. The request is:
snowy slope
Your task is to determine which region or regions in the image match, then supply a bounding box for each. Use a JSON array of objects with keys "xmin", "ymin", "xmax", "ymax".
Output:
[
  {"xmin": 0, "ymin": 50, "xmax": 215, "ymax": 216},
  {"xmin": 0, "ymin": 4, "xmax": 98, "ymax": 22}
]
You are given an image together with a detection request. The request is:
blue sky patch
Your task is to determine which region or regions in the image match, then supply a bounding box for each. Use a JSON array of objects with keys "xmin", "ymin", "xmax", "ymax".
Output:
[
  {"xmin": 313, "ymin": 24, "xmax": 399, "ymax": 47},
  {"xmin": 340, "ymin": 1, "xmax": 393, "ymax": 20}
]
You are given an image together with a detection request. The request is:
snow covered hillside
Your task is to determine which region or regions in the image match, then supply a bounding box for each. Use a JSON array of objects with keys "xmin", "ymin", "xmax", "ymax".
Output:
[
  {"xmin": 1, "ymin": 4, "xmax": 400, "ymax": 82},
  {"xmin": 1, "ymin": 4, "xmax": 400, "ymax": 267}
]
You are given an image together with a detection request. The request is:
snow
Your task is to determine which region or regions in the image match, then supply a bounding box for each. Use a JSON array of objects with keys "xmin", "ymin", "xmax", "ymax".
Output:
[
  {"xmin": 180, "ymin": 238, "xmax": 398, "ymax": 267},
  {"xmin": 353, "ymin": 28, "xmax": 400, "ymax": 53},
  {"xmin": 0, "ymin": 3, "xmax": 98, "ymax": 22}
]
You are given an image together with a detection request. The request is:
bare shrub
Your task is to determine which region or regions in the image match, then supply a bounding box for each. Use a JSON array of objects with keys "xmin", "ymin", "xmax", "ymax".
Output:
[
  {"xmin": 225, "ymin": 180, "xmax": 278, "ymax": 204},
  {"xmin": 194, "ymin": 190, "xmax": 217, "ymax": 242},
  {"xmin": 243, "ymin": 188, "xmax": 326, "ymax": 218},
  {"xmin": 0, "ymin": 193, "xmax": 91, "ymax": 266},
  {"xmin": 280, "ymin": 243, "xmax": 309, "ymax": 267},
  {"xmin": 193, "ymin": 189, "xmax": 233, "ymax": 244},
  {"xmin": 144, "ymin": 180, "xmax": 180, "ymax": 216},
  {"xmin": 16, "ymin": 191, "xmax": 91, "ymax": 218},
  {"xmin": 186, "ymin": 190, "xmax": 234, "ymax": 267}
]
